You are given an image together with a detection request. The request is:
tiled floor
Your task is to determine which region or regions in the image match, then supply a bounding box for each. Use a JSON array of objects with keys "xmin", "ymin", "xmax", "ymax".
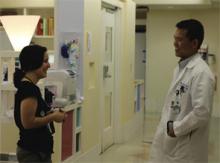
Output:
[
  {"xmin": 74, "ymin": 116, "xmax": 220, "ymax": 163},
  {"xmin": 98, "ymin": 136, "xmax": 151, "ymax": 163},
  {"xmin": 73, "ymin": 134, "xmax": 150, "ymax": 163},
  {"xmin": 2, "ymin": 117, "xmax": 219, "ymax": 163}
]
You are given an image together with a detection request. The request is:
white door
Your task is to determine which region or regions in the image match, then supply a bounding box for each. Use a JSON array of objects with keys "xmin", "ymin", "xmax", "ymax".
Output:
[{"xmin": 101, "ymin": 8, "xmax": 116, "ymax": 152}]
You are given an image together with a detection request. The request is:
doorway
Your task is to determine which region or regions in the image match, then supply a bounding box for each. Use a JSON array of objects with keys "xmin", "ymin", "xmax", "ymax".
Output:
[
  {"xmin": 135, "ymin": 5, "xmax": 148, "ymax": 142},
  {"xmin": 100, "ymin": 4, "xmax": 117, "ymax": 152}
]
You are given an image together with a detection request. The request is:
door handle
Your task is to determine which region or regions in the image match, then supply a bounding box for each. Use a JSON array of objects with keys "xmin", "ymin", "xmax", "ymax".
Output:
[{"xmin": 103, "ymin": 65, "xmax": 111, "ymax": 79}]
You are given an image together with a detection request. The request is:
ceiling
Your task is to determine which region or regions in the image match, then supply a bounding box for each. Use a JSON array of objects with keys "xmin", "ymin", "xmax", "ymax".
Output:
[
  {"xmin": 135, "ymin": 0, "xmax": 219, "ymax": 19},
  {"xmin": 135, "ymin": 0, "xmax": 220, "ymax": 10}
]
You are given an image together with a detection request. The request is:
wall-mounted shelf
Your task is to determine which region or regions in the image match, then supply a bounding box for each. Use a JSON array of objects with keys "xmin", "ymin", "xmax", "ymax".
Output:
[
  {"xmin": 0, "ymin": 51, "xmax": 19, "ymax": 57},
  {"xmin": 0, "ymin": 82, "xmax": 44, "ymax": 91},
  {"xmin": 75, "ymin": 127, "xmax": 81, "ymax": 134},
  {"xmin": 33, "ymin": 35, "xmax": 54, "ymax": 39},
  {"xmin": 0, "ymin": 82, "xmax": 16, "ymax": 91}
]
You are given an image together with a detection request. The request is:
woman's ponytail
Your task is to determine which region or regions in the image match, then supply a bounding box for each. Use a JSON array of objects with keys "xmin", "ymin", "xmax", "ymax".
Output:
[{"xmin": 13, "ymin": 68, "xmax": 25, "ymax": 88}]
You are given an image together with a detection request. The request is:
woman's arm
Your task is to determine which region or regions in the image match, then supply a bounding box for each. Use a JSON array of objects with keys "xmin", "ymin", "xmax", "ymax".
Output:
[{"xmin": 20, "ymin": 97, "xmax": 66, "ymax": 129}]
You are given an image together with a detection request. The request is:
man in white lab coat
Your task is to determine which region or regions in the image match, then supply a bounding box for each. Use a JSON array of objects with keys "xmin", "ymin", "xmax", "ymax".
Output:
[{"xmin": 149, "ymin": 19, "xmax": 215, "ymax": 163}]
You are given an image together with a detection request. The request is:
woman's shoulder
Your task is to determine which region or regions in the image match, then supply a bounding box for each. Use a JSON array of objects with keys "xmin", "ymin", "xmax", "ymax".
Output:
[{"xmin": 18, "ymin": 81, "xmax": 40, "ymax": 96}]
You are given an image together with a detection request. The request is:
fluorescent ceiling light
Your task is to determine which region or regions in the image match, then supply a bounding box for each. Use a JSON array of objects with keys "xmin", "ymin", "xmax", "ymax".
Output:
[{"xmin": 0, "ymin": 15, "xmax": 40, "ymax": 51}]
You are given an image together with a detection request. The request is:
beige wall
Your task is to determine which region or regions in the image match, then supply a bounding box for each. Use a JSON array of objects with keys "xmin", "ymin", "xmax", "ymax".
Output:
[
  {"xmin": 120, "ymin": 0, "xmax": 136, "ymax": 124},
  {"xmin": 82, "ymin": 0, "xmax": 136, "ymax": 152},
  {"xmin": 82, "ymin": 0, "xmax": 102, "ymax": 152},
  {"xmin": 146, "ymin": 8, "xmax": 220, "ymax": 117}
]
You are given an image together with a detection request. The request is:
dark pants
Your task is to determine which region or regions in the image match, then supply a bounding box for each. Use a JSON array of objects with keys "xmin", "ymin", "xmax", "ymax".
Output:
[{"xmin": 16, "ymin": 146, "xmax": 52, "ymax": 163}]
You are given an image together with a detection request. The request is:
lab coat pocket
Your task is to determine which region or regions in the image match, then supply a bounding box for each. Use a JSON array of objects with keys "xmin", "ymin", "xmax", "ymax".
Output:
[
  {"xmin": 163, "ymin": 133, "xmax": 178, "ymax": 156},
  {"xmin": 174, "ymin": 134, "xmax": 190, "ymax": 158}
]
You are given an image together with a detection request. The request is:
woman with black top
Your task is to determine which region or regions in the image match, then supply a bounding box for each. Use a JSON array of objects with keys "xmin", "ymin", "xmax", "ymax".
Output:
[{"xmin": 13, "ymin": 44, "xmax": 66, "ymax": 163}]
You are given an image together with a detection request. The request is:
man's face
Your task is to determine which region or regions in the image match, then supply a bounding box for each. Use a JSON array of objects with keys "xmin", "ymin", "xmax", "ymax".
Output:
[{"xmin": 174, "ymin": 28, "xmax": 198, "ymax": 59}]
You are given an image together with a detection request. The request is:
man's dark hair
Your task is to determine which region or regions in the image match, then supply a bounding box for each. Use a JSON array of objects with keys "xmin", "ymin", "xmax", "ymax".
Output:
[{"xmin": 176, "ymin": 19, "xmax": 204, "ymax": 49}]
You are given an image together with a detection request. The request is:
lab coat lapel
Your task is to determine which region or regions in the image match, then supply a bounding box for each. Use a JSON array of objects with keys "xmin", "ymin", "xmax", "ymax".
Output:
[
  {"xmin": 167, "ymin": 54, "xmax": 200, "ymax": 96},
  {"xmin": 167, "ymin": 67, "xmax": 187, "ymax": 96}
]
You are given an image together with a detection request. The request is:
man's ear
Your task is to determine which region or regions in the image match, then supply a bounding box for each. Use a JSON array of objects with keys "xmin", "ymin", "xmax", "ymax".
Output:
[{"xmin": 192, "ymin": 39, "xmax": 199, "ymax": 50}]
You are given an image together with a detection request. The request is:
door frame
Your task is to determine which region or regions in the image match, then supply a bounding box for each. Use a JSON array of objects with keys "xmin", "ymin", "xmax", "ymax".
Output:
[{"xmin": 99, "ymin": 0, "xmax": 123, "ymax": 153}]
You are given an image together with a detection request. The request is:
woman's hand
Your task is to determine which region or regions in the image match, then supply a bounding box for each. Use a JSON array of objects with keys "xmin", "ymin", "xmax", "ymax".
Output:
[{"xmin": 50, "ymin": 110, "xmax": 67, "ymax": 123}]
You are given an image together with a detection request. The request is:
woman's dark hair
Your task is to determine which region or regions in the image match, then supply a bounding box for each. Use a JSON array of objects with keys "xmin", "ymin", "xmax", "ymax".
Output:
[
  {"xmin": 13, "ymin": 44, "xmax": 47, "ymax": 88},
  {"xmin": 176, "ymin": 19, "xmax": 204, "ymax": 49}
]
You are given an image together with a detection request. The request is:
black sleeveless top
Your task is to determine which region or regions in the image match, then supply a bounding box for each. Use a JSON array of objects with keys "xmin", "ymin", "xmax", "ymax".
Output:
[{"xmin": 14, "ymin": 81, "xmax": 53, "ymax": 154}]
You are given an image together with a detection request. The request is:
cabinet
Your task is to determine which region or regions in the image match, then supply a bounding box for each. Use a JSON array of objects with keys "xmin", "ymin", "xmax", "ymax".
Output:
[{"xmin": 57, "ymin": 104, "xmax": 82, "ymax": 162}]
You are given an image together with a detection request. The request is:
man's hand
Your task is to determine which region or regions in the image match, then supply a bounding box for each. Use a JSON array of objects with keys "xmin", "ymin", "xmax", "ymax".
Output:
[{"xmin": 167, "ymin": 121, "xmax": 176, "ymax": 137}]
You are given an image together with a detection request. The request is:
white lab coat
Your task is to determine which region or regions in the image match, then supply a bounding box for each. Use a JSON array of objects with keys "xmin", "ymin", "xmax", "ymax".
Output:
[{"xmin": 149, "ymin": 54, "xmax": 215, "ymax": 163}]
